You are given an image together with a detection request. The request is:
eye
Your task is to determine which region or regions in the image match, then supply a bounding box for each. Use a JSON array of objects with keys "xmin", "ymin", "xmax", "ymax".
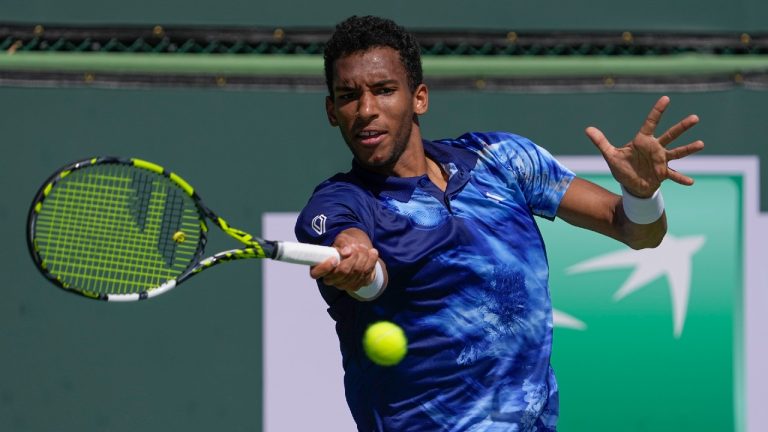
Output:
[
  {"xmin": 336, "ymin": 92, "xmax": 357, "ymax": 101},
  {"xmin": 376, "ymin": 87, "xmax": 395, "ymax": 95}
]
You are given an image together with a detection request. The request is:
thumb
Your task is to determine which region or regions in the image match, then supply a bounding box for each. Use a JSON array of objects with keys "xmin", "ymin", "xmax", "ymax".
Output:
[{"xmin": 585, "ymin": 126, "xmax": 613, "ymax": 157}]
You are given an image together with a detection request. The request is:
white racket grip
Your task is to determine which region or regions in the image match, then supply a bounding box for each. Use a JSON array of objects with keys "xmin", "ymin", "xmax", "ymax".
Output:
[{"xmin": 275, "ymin": 241, "xmax": 341, "ymax": 266}]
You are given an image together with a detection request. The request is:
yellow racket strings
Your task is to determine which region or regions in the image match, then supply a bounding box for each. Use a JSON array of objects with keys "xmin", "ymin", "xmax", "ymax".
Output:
[{"xmin": 33, "ymin": 164, "xmax": 202, "ymax": 294}]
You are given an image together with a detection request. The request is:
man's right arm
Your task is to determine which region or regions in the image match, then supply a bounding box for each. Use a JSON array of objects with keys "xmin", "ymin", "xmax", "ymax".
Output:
[{"xmin": 309, "ymin": 227, "xmax": 388, "ymax": 300}]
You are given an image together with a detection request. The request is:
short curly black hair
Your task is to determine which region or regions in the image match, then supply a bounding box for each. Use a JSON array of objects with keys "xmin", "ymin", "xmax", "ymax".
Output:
[{"xmin": 324, "ymin": 16, "xmax": 423, "ymax": 97}]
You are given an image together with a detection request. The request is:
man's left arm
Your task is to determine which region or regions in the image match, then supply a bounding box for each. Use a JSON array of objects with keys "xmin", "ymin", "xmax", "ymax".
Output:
[
  {"xmin": 558, "ymin": 177, "xmax": 667, "ymax": 249},
  {"xmin": 556, "ymin": 96, "xmax": 705, "ymax": 249}
]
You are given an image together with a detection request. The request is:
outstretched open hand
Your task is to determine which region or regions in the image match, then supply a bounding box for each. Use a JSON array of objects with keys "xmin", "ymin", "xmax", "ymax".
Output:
[{"xmin": 585, "ymin": 96, "xmax": 705, "ymax": 198}]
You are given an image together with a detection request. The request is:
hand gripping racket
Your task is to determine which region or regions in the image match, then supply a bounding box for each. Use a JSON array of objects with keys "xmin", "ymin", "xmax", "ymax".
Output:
[{"xmin": 26, "ymin": 156, "xmax": 341, "ymax": 302}]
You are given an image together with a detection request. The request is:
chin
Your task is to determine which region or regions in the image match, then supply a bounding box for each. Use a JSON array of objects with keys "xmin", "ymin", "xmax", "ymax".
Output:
[{"xmin": 358, "ymin": 154, "xmax": 394, "ymax": 170}]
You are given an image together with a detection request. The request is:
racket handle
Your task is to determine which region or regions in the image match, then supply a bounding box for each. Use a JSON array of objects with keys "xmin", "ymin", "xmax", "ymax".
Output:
[
  {"xmin": 274, "ymin": 241, "xmax": 340, "ymax": 266},
  {"xmin": 275, "ymin": 241, "xmax": 385, "ymax": 301}
]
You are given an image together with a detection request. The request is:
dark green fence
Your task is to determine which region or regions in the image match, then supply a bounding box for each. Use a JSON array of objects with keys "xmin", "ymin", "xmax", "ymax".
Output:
[{"xmin": 3, "ymin": 0, "xmax": 768, "ymax": 31}]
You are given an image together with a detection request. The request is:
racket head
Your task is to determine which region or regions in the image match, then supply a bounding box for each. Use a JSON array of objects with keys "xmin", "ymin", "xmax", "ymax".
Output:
[{"xmin": 27, "ymin": 157, "xmax": 208, "ymax": 301}]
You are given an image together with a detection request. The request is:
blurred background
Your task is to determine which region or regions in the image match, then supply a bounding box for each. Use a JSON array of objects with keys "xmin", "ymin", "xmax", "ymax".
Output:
[{"xmin": 2, "ymin": 1, "xmax": 767, "ymax": 431}]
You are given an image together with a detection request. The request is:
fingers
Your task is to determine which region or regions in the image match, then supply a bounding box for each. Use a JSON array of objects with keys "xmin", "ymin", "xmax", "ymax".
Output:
[
  {"xmin": 659, "ymin": 140, "xmax": 704, "ymax": 187},
  {"xmin": 585, "ymin": 126, "xmax": 614, "ymax": 157},
  {"xmin": 658, "ymin": 114, "xmax": 700, "ymax": 147},
  {"xmin": 309, "ymin": 256, "xmax": 339, "ymax": 280},
  {"xmin": 585, "ymin": 96, "xmax": 703, "ymax": 189},
  {"xmin": 318, "ymin": 244, "xmax": 380, "ymax": 291},
  {"xmin": 666, "ymin": 140, "xmax": 705, "ymax": 160},
  {"xmin": 667, "ymin": 167, "xmax": 695, "ymax": 186},
  {"xmin": 639, "ymin": 95, "xmax": 670, "ymax": 136}
]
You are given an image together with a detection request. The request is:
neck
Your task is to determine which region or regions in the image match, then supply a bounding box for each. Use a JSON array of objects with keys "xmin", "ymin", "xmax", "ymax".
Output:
[
  {"xmin": 356, "ymin": 137, "xmax": 448, "ymax": 191},
  {"xmin": 388, "ymin": 138, "xmax": 447, "ymax": 191},
  {"xmin": 425, "ymin": 157, "xmax": 448, "ymax": 191},
  {"xmin": 390, "ymin": 143, "xmax": 428, "ymax": 178}
]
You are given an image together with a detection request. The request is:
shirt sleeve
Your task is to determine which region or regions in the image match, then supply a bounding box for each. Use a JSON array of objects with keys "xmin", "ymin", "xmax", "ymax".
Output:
[
  {"xmin": 484, "ymin": 132, "xmax": 575, "ymax": 220},
  {"xmin": 294, "ymin": 178, "xmax": 374, "ymax": 247}
]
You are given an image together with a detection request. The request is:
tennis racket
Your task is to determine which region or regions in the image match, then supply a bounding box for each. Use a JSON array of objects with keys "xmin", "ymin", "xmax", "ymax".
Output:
[{"xmin": 26, "ymin": 156, "xmax": 340, "ymax": 302}]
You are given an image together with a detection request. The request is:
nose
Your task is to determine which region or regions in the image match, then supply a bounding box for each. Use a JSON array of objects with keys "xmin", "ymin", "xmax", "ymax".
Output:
[{"xmin": 356, "ymin": 90, "xmax": 378, "ymax": 120}]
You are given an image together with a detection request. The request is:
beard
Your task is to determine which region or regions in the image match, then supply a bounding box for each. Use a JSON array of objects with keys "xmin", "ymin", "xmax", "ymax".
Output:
[{"xmin": 347, "ymin": 115, "xmax": 415, "ymax": 173}]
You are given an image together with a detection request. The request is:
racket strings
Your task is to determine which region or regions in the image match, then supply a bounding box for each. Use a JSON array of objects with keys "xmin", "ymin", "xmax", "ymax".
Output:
[
  {"xmin": 128, "ymin": 167, "xmax": 154, "ymax": 231},
  {"xmin": 33, "ymin": 164, "xmax": 202, "ymax": 294},
  {"xmin": 157, "ymin": 185, "xmax": 187, "ymax": 267}
]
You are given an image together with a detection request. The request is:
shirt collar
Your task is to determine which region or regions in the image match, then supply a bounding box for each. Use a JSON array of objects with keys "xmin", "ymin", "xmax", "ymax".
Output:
[
  {"xmin": 422, "ymin": 138, "xmax": 478, "ymax": 171},
  {"xmin": 350, "ymin": 139, "xmax": 478, "ymax": 202}
]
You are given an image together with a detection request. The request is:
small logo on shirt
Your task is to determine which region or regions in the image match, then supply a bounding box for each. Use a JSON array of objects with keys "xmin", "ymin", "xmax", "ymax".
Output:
[
  {"xmin": 485, "ymin": 191, "xmax": 506, "ymax": 203},
  {"xmin": 311, "ymin": 214, "xmax": 327, "ymax": 235}
]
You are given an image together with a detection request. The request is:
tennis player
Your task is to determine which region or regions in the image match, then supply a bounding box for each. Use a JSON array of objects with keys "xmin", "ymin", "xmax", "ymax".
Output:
[{"xmin": 295, "ymin": 15, "xmax": 704, "ymax": 431}]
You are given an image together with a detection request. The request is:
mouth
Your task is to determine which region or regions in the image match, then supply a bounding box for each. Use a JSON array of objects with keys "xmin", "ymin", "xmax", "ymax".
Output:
[{"xmin": 356, "ymin": 129, "xmax": 386, "ymax": 147}]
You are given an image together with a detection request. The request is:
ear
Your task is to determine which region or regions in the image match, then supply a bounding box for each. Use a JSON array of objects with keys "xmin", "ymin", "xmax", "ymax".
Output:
[
  {"xmin": 412, "ymin": 83, "xmax": 429, "ymax": 115},
  {"xmin": 325, "ymin": 95, "xmax": 338, "ymax": 126}
]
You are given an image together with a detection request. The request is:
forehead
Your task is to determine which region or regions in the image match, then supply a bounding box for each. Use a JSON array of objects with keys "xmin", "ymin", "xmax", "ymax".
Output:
[{"xmin": 332, "ymin": 46, "xmax": 408, "ymax": 85}]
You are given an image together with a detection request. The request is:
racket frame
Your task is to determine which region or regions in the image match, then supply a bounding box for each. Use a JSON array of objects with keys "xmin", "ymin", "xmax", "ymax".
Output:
[{"xmin": 27, "ymin": 156, "xmax": 290, "ymax": 301}]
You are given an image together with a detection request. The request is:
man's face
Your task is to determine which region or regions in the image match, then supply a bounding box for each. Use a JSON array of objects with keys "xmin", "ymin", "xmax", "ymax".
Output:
[{"xmin": 326, "ymin": 46, "xmax": 427, "ymax": 173}]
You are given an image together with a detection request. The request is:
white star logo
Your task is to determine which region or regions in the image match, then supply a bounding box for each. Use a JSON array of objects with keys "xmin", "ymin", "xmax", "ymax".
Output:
[
  {"xmin": 553, "ymin": 309, "xmax": 587, "ymax": 330},
  {"xmin": 564, "ymin": 234, "xmax": 706, "ymax": 338}
]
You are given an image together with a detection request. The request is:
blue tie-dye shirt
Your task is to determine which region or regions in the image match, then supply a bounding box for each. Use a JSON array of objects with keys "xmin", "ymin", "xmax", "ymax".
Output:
[{"xmin": 295, "ymin": 132, "xmax": 575, "ymax": 432}]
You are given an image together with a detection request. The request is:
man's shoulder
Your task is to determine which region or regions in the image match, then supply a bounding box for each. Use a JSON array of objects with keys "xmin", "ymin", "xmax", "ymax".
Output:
[
  {"xmin": 433, "ymin": 131, "xmax": 536, "ymax": 152},
  {"xmin": 316, "ymin": 171, "xmax": 354, "ymax": 188},
  {"xmin": 312, "ymin": 170, "xmax": 367, "ymax": 194},
  {"xmin": 296, "ymin": 169, "xmax": 376, "ymax": 243}
]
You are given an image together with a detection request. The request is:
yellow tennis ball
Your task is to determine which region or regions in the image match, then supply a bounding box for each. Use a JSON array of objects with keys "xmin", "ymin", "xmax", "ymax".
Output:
[
  {"xmin": 363, "ymin": 321, "xmax": 408, "ymax": 366},
  {"xmin": 172, "ymin": 231, "xmax": 186, "ymax": 243}
]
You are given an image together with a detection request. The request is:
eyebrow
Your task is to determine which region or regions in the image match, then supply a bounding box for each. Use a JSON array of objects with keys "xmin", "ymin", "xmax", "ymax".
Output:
[{"xmin": 334, "ymin": 79, "xmax": 400, "ymax": 91}]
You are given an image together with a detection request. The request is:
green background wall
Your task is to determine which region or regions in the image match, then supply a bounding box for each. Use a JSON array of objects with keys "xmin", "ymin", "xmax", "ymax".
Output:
[
  {"xmin": 3, "ymin": 0, "xmax": 768, "ymax": 31},
  {"xmin": 1, "ymin": 85, "xmax": 764, "ymax": 430}
]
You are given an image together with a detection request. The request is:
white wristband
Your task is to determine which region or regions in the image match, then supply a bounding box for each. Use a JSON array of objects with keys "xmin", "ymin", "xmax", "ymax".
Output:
[
  {"xmin": 621, "ymin": 185, "xmax": 665, "ymax": 224},
  {"xmin": 349, "ymin": 261, "xmax": 386, "ymax": 301}
]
